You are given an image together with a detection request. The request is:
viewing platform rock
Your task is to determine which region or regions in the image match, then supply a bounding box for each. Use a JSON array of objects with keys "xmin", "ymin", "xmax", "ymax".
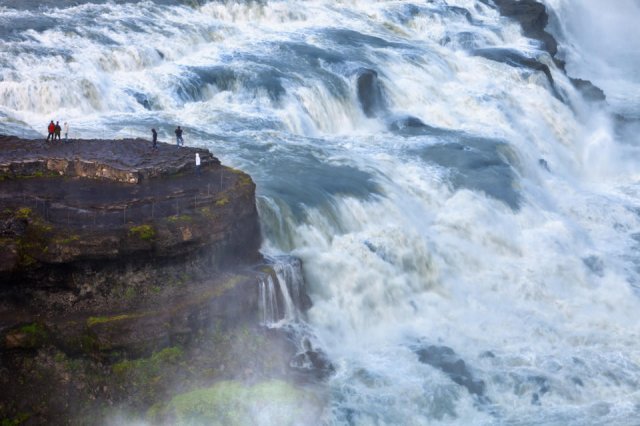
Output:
[
  {"xmin": 0, "ymin": 135, "xmax": 318, "ymax": 424},
  {"xmin": 0, "ymin": 134, "xmax": 269, "ymax": 354}
]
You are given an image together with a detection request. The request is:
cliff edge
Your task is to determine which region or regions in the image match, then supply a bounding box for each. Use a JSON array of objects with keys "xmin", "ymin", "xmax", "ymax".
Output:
[
  {"xmin": 0, "ymin": 135, "xmax": 261, "ymax": 314},
  {"xmin": 0, "ymin": 136, "xmax": 316, "ymax": 424}
]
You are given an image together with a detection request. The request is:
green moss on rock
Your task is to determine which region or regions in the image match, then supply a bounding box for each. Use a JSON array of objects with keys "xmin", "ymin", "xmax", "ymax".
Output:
[
  {"xmin": 53, "ymin": 234, "xmax": 80, "ymax": 245},
  {"xmin": 215, "ymin": 197, "xmax": 229, "ymax": 207},
  {"xmin": 129, "ymin": 224, "xmax": 155, "ymax": 241},
  {"xmin": 113, "ymin": 346, "xmax": 184, "ymax": 376},
  {"xmin": 18, "ymin": 323, "xmax": 46, "ymax": 337},
  {"xmin": 149, "ymin": 380, "xmax": 320, "ymax": 425},
  {"xmin": 87, "ymin": 313, "xmax": 145, "ymax": 328},
  {"xmin": 4, "ymin": 323, "xmax": 48, "ymax": 349},
  {"xmin": 14, "ymin": 208, "xmax": 32, "ymax": 219},
  {"xmin": 167, "ymin": 215, "xmax": 192, "ymax": 223},
  {"xmin": 0, "ymin": 413, "xmax": 31, "ymax": 426}
]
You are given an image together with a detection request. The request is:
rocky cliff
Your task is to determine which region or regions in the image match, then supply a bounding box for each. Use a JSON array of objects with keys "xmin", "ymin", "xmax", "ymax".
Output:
[
  {"xmin": 479, "ymin": 0, "xmax": 606, "ymax": 102},
  {"xmin": 0, "ymin": 136, "xmax": 317, "ymax": 424},
  {"xmin": 0, "ymin": 135, "xmax": 260, "ymax": 313}
]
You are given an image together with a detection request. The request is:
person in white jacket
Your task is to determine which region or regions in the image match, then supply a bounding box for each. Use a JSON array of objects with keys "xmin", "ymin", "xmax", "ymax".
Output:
[
  {"xmin": 195, "ymin": 152, "xmax": 201, "ymax": 175},
  {"xmin": 63, "ymin": 122, "xmax": 69, "ymax": 141}
]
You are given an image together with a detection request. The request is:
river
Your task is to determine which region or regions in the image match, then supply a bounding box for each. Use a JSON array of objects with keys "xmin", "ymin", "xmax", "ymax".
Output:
[{"xmin": 1, "ymin": 0, "xmax": 640, "ymax": 424}]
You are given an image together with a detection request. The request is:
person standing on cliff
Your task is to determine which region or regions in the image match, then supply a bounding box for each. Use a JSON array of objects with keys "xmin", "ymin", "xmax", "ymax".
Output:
[
  {"xmin": 63, "ymin": 122, "xmax": 69, "ymax": 142},
  {"xmin": 46, "ymin": 120, "xmax": 55, "ymax": 142},
  {"xmin": 151, "ymin": 128, "xmax": 158, "ymax": 149},
  {"xmin": 195, "ymin": 152, "xmax": 201, "ymax": 175},
  {"xmin": 175, "ymin": 126, "xmax": 184, "ymax": 146},
  {"xmin": 54, "ymin": 121, "xmax": 62, "ymax": 141}
]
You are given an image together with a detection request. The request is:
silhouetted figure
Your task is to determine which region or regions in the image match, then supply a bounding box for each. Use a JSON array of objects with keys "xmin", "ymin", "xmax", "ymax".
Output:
[
  {"xmin": 151, "ymin": 128, "xmax": 158, "ymax": 149},
  {"xmin": 175, "ymin": 126, "xmax": 184, "ymax": 146},
  {"xmin": 63, "ymin": 122, "xmax": 69, "ymax": 141},
  {"xmin": 195, "ymin": 152, "xmax": 201, "ymax": 175},
  {"xmin": 54, "ymin": 121, "xmax": 61, "ymax": 141},
  {"xmin": 46, "ymin": 120, "xmax": 55, "ymax": 142}
]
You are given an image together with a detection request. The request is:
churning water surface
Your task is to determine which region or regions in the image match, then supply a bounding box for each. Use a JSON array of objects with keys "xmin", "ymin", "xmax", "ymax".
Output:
[{"xmin": 1, "ymin": 0, "xmax": 640, "ymax": 424}]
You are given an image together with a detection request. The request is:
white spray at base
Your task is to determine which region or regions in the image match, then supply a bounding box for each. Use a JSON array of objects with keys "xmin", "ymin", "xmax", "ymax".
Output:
[{"xmin": 2, "ymin": 0, "xmax": 640, "ymax": 424}]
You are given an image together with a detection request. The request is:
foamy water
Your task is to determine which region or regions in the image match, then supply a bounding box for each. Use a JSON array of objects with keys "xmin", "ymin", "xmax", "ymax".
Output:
[{"xmin": 1, "ymin": 0, "xmax": 640, "ymax": 424}]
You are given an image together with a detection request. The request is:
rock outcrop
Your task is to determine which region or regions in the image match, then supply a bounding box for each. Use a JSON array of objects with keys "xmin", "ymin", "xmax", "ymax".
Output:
[
  {"xmin": 0, "ymin": 135, "xmax": 260, "ymax": 313},
  {"xmin": 486, "ymin": 0, "xmax": 559, "ymax": 58},
  {"xmin": 0, "ymin": 135, "xmax": 314, "ymax": 424},
  {"xmin": 481, "ymin": 0, "xmax": 606, "ymax": 102}
]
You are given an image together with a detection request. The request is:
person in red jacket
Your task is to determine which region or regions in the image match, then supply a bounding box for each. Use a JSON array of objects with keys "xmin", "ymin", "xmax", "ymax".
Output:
[{"xmin": 46, "ymin": 120, "xmax": 55, "ymax": 142}]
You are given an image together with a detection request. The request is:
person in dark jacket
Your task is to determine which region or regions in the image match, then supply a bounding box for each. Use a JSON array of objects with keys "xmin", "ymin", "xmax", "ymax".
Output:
[
  {"xmin": 54, "ymin": 121, "xmax": 61, "ymax": 141},
  {"xmin": 151, "ymin": 128, "xmax": 158, "ymax": 149},
  {"xmin": 46, "ymin": 120, "xmax": 55, "ymax": 142},
  {"xmin": 175, "ymin": 126, "xmax": 184, "ymax": 146}
]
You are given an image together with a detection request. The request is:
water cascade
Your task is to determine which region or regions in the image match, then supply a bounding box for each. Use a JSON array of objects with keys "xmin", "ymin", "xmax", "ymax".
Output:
[
  {"xmin": 258, "ymin": 256, "xmax": 307, "ymax": 327},
  {"xmin": 258, "ymin": 274, "xmax": 280, "ymax": 326},
  {"xmin": 1, "ymin": 0, "xmax": 640, "ymax": 424}
]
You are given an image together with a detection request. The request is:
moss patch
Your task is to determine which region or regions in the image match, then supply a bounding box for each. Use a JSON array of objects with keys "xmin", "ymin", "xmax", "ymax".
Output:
[
  {"xmin": 228, "ymin": 168, "xmax": 252, "ymax": 186},
  {"xmin": 6, "ymin": 207, "xmax": 55, "ymax": 268},
  {"xmin": 215, "ymin": 197, "xmax": 229, "ymax": 207},
  {"xmin": 129, "ymin": 224, "xmax": 155, "ymax": 241},
  {"xmin": 191, "ymin": 275, "xmax": 245, "ymax": 301},
  {"xmin": 113, "ymin": 346, "xmax": 184, "ymax": 376},
  {"xmin": 18, "ymin": 323, "xmax": 47, "ymax": 338},
  {"xmin": 124, "ymin": 286, "xmax": 137, "ymax": 301},
  {"xmin": 149, "ymin": 380, "xmax": 320, "ymax": 425},
  {"xmin": 6, "ymin": 323, "xmax": 49, "ymax": 348},
  {"xmin": 0, "ymin": 413, "xmax": 31, "ymax": 426},
  {"xmin": 87, "ymin": 313, "xmax": 145, "ymax": 328},
  {"xmin": 111, "ymin": 346, "xmax": 185, "ymax": 404},
  {"xmin": 53, "ymin": 234, "xmax": 80, "ymax": 245},
  {"xmin": 14, "ymin": 208, "xmax": 32, "ymax": 219},
  {"xmin": 198, "ymin": 207, "xmax": 214, "ymax": 219},
  {"xmin": 167, "ymin": 215, "xmax": 192, "ymax": 223}
]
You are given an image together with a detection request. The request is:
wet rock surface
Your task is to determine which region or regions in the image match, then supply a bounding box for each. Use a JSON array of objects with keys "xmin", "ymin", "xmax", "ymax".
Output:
[
  {"xmin": 0, "ymin": 135, "xmax": 219, "ymax": 183},
  {"xmin": 0, "ymin": 135, "xmax": 260, "ymax": 311},
  {"xmin": 0, "ymin": 135, "xmax": 319, "ymax": 424},
  {"xmin": 481, "ymin": 0, "xmax": 606, "ymax": 102},
  {"xmin": 290, "ymin": 338, "xmax": 335, "ymax": 380},
  {"xmin": 415, "ymin": 344, "xmax": 487, "ymax": 399},
  {"xmin": 487, "ymin": 0, "xmax": 558, "ymax": 57},
  {"xmin": 356, "ymin": 68, "xmax": 386, "ymax": 118}
]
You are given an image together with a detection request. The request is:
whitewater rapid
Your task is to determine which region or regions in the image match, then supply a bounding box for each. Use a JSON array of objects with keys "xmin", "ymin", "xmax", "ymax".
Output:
[{"xmin": 1, "ymin": 0, "xmax": 640, "ymax": 424}]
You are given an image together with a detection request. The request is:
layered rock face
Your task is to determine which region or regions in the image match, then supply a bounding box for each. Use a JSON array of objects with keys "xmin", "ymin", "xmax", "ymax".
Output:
[
  {"xmin": 0, "ymin": 136, "xmax": 317, "ymax": 424},
  {"xmin": 480, "ymin": 0, "xmax": 605, "ymax": 102},
  {"xmin": 0, "ymin": 135, "xmax": 260, "ymax": 313}
]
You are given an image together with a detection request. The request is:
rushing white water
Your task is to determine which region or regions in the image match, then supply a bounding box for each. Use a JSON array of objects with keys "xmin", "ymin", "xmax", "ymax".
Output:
[
  {"xmin": 259, "ymin": 256, "xmax": 305, "ymax": 326},
  {"xmin": 259, "ymin": 274, "xmax": 280, "ymax": 325},
  {"xmin": 2, "ymin": 0, "xmax": 640, "ymax": 424},
  {"xmin": 543, "ymin": 0, "xmax": 640, "ymax": 119}
]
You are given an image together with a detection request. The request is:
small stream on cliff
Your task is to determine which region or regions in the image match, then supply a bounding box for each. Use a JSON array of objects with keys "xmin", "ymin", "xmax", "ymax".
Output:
[{"xmin": 2, "ymin": 0, "xmax": 640, "ymax": 424}]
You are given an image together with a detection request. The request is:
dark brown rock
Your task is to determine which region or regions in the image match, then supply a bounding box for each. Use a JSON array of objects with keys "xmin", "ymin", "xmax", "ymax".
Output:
[
  {"xmin": 486, "ymin": 0, "xmax": 558, "ymax": 57},
  {"xmin": 0, "ymin": 135, "xmax": 219, "ymax": 182},
  {"xmin": 0, "ymin": 134, "xmax": 307, "ymax": 424},
  {"xmin": 481, "ymin": 0, "xmax": 606, "ymax": 102},
  {"xmin": 0, "ymin": 135, "xmax": 261, "ymax": 314}
]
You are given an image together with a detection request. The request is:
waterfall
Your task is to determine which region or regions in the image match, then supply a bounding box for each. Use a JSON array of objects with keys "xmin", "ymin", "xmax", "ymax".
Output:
[
  {"xmin": 2, "ymin": 0, "xmax": 640, "ymax": 423},
  {"xmin": 273, "ymin": 257, "xmax": 305, "ymax": 323},
  {"xmin": 258, "ymin": 274, "xmax": 279, "ymax": 326},
  {"xmin": 258, "ymin": 256, "xmax": 306, "ymax": 327}
]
